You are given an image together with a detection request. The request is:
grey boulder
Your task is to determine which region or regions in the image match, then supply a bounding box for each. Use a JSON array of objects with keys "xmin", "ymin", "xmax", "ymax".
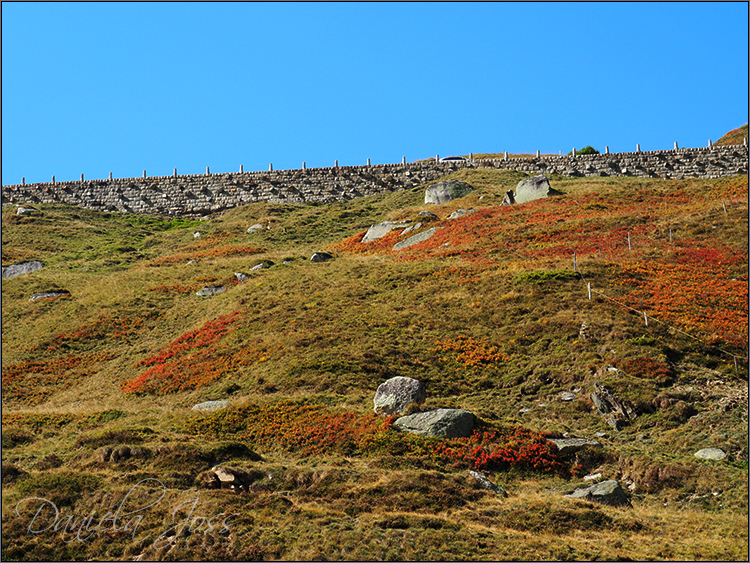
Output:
[
  {"xmin": 192, "ymin": 400, "xmax": 231, "ymax": 412},
  {"xmin": 392, "ymin": 227, "xmax": 440, "ymax": 251},
  {"xmin": 196, "ymin": 285, "xmax": 226, "ymax": 297},
  {"xmin": 373, "ymin": 376, "xmax": 426, "ymax": 416},
  {"xmin": 393, "ymin": 408, "xmax": 476, "ymax": 439},
  {"xmin": 694, "ymin": 447, "xmax": 726, "ymax": 461},
  {"xmin": 310, "ymin": 252, "xmax": 334, "ymax": 262},
  {"xmin": 2, "ymin": 260, "xmax": 44, "ymax": 279},
  {"xmin": 565, "ymin": 479, "xmax": 630, "ymax": 507},
  {"xmin": 16, "ymin": 206, "xmax": 39, "ymax": 216},
  {"xmin": 513, "ymin": 175, "xmax": 561, "ymax": 204},
  {"xmin": 424, "ymin": 181, "xmax": 473, "ymax": 205},
  {"xmin": 29, "ymin": 290, "xmax": 70, "ymax": 302},
  {"xmin": 548, "ymin": 437, "xmax": 601, "ymax": 457},
  {"xmin": 247, "ymin": 224, "xmax": 265, "ymax": 234},
  {"xmin": 362, "ymin": 221, "xmax": 410, "ymax": 243},
  {"xmin": 447, "ymin": 208, "xmax": 475, "ymax": 220}
]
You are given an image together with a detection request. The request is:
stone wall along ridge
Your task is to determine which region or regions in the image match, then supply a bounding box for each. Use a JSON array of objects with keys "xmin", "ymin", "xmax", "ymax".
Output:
[{"xmin": 3, "ymin": 144, "xmax": 747, "ymax": 216}]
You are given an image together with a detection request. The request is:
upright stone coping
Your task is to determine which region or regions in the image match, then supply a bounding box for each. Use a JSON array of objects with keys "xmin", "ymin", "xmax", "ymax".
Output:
[
  {"xmin": 3, "ymin": 145, "xmax": 746, "ymax": 216},
  {"xmin": 373, "ymin": 376, "xmax": 426, "ymax": 416},
  {"xmin": 393, "ymin": 408, "xmax": 476, "ymax": 439}
]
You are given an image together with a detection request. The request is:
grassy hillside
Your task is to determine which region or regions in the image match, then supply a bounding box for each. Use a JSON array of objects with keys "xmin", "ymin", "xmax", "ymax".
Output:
[
  {"xmin": 2, "ymin": 167, "xmax": 748, "ymax": 561},
  {"xmin": 716, "ymin": 123, "xmax": 748, "ymax": 146}
]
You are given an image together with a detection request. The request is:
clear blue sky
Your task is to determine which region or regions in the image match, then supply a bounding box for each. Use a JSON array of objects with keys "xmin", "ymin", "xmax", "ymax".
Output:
[{"xmin": 3, "ymin": 2, "xmax": 748, "ymax": 185}]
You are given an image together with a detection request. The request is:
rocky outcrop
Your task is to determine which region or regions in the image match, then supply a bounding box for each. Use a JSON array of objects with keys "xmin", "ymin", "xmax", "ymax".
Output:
[
  {"xmin": 590, "ymin": 383, "xmax": 635, "ymax": 430},
  {"xmin": 209, "ymin": 465, "xmax": 264, "ymax": 492},
  {"xmin": 393, "ymin": 408, "xmax": 476, "ymax": 439},
  {"xmin": 373, "ymin": 376, "xmax": 426, "ymax": 416},
  {"xmin": 565, "ymin": 479, "xmax": 631, "ymax": 507},
  {"xmin": 2, "ymin": 260, "xmax": 44, "ymax": 279},
  {"xmin": 694, "ymin": 447, "xmax": 726, "ymax": 461},
  {"xmin": 424, "ymin": 181, "xmax": 473, "ymax": 205},
  {"xmin": 468, "ymin": 470, "xmax": 507, "ymax": 496}
]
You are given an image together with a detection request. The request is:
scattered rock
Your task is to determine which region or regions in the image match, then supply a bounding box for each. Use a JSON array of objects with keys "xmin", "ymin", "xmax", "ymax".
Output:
[
  {"xmin": 235, "ymin": 272, "xmax": 250, "ymax": 282},
  {"xmin": 210, "ymin": 465, "xmax": 263, "ymax": 492},
  {"xmin": 193, "ymin": 231, "xmax": 201, "ymax": 238},
  {"xmin": 548, "ymin": 437, "xmax": 601, "ymax": 457},
  {"xmin": 362, "ymin": 221, "xmax": 410, "ymax": 243},
  {"xmin": 583, "ymin": 472, "xmax": 603, "ymax": 482},
  {"xmin": 418, "ymin": 211, "xmax": 439, "ymax": 219},
  {"xmin": 468, "ymin": 470, "xmax": 507, "ymax": 496},
  {"xmin": 501, "ymin": 190, "xmax": 515, "ymax": 206},
  {"xmin": 393, "ymin": 408, "xmax": 476, "ymax": 439},
  {"xmin": 186, "ymin": 259, "xmax": 197, "ymax": 265},
  {"xmin": 196, "ymin": 285, "xmax": 226, "ymax": 297},
  {"xmin": 373, "ymin": 376, "xmax": 426, "ymax": 416},
  {"xmin": 513, "ymin": 175, "xmax": 561, "ymax": 204},
  {"xmin": 251, "ymin": 263, "xmax": 266, "ymax": 271},
  {"xmin": 400, "ymin": 222, "xmax": 422, "ymax": 235},
  {"xmin": 560, "ymin": 391, "xmax": 576, "ymax": 401},
  {"xmin": 16, "ymin": 206, "xmax": 39, "ymax": 215},
  {"xmin": 393, "ymin": 227, "xmax": 440, "ymax": 251},
  {"xmin": 694, "ymin": 448, "xmax": 726, "ymax": 461},
  {"xmin": 565, "ymin": 479, "xmax": 631, "ymax": 507},
  {"xmin": 590, "ymin": 383, "xmax": 635, "ymax": 431},
  {"xmin": 447, "ymin": 208, "xmax": 475, "ymax": 220},
  {"xmin": 247, "ymin": 224, "xmax": 265, "ymax": 234},
  {"xmin": 310, "ymin": 252, "xmax": 333, "ymax": 262},
  {"xmin": 192, "ymin": 400, "xmax": 231, "ymax": 412},
  {"xmin": 424, "ymin": 180, "xmax": 473, "ymax": 205},
  {"xmin": 29, "ymin": 290, "xmax": 70, "ymax": 302},
  {"xmin": 2, "ymin": 260, "xmax": 44, "ymax": 279}
]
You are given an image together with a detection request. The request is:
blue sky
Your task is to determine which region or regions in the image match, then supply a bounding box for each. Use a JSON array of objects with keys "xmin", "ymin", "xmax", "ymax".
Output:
[{"xmin": 2, "ymin": 2, "xmax": 748, "ymax": 185}]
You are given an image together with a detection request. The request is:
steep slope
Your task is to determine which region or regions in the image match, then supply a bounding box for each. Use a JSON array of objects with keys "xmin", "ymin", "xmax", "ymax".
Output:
[{"xmin": 1, "ymin": 169, "xmax": 747, "ymax": 561}]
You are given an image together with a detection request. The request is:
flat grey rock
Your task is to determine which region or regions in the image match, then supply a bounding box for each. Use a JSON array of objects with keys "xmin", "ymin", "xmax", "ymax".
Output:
[
  {"xmin": 393, "ymin": 227, "xmax": 439, "ymax": 251},
  {"xmin": 235, "ymin": 272, "xmax": 250, "ymax": 282},
  {"xmin": 560, "ymin": 392, "xmax": 576, "ymax": 401},
  {"xmin": 192, "ymin": 400, "xmax": 231, "ymax": 412},
  {"xmin": 447, "ymin": 208, "xmax": 475, "ymax": 220},
  {"xmin": 196, "ymin": 285, "xmax": 226, "ymax": 297},
  {"xmin": 29, "ymin": 290, "xmax": 70, "ymax": 302},
  {"xmin": 362, "ymin": 221, "xmax": 410, "ymax": 243},
  {"xmin": 2, "ymin": 260, "xmax": 44, "ymax": 279},
  {"xmin": 424, "ymin": 180, "xmax": 473, "ymax": 205},
  {"xmin": 16, "ymin": 206, "xmax": 39, "ymax": 215},
  {"xmin": 565, "ymin": 479, "xmax": 630, "ymax": 507},
  {"xmin": 548, "ymin": 437, "xmax": 601, "ymax": 457},
  {"xmin": 393, "ymin": 408, "xmax": 476, "ymax": 439},
  {"xmin": 694, "ymin": 447, "xmax": 726, "ymax": 460},
  {"xmin": 469, "ymin": 470, "xmax": 507, "ymax": 496},
  {"xmin": 247, "ymin": 224, "xmax": 265, "ymax": 234}
]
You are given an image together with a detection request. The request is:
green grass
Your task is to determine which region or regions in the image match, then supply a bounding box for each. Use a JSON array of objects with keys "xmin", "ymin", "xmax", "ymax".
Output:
[{"xmin": 1, "ymin": 166, "xmax": 748, "ymax": 561}]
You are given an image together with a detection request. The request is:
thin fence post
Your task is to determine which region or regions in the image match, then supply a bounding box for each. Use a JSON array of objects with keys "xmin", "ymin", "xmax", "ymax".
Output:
[
  {"xmin": 644, "ymin": 312, "xmax": 648, "ymax": 326},
  {"xmin": 573, "ymin": 252, "xmax": 577, "ymax": 272},
  {"xmin": 303, "ymin": 161, "xmax": 306, "ymax": 170},
  {"xmin": 723, "ymin": 201, "xmax": 728, "ymax": 215},
  {"xmin": 599, "ymin": 248, "xmax": 602, "ymax": 259},
  {"xmin": 587, "ymin": 282, "xmax": 591, "ymax": 300},
  {"xmin": 628, "ymin": 232, "xmax": 632, "ymax": 251},
  {"xmin": 669, "ymin": 228, "xmax": 673, "ymax": 242}
]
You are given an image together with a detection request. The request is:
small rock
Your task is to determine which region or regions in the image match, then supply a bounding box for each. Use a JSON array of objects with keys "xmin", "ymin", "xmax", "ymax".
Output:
[
  {"xmin": 186, "ymin": 259, "xmax": 197, "ymax": 265},
  {"xmin": 565, "ymin": 480, "xmax": 630, "ymax": 507},
  {"xmin": 247, "ymin": 224, "xmax": 265, "ymax": 234},
  {"xmin": 29, "ymin": 290, "xmax": 70, "ymax": 302},
  {"xmin": 16, "ymin": 206, "xmax": 39, "ymax": 216},
  {"xmin": 519, "ymin": 407, "xmax": 532, "ymax": 414},
  {"xmin": 583, "ymin": 473, "xmax": 603, "ymax": 482},
  {"xmin": 418, "ymin": 211, "xmax": 439, "ymax": 219},
  {"xmin": 193, "ymin": 231, "xmax": 201, "ymax": 238},
  {"xmin": 401, "ymin": 222, "xmax": 422, "ymax": 235},
  {"xmin": 469, "ymin": 470, "xmax": 507, "ymax": 496},
  {"xmin": 548, "ymin": 438, "xmax": 601, "ymax": 457},
  {"xmin": 501, "ymin": 190, "xmax": 515, "ymax": 206},
  {"xmin": 447, "ymin": 208, "xmax": 475, "ymax": 220},
  {"xmin": 250, "ymin": 263, "xmax": 266, "ymax": 271},
  {"xmin": 235, "ymin": 272, "xmax": 249, "ymax": 282},
  {"xmin": 594, "ymin": 432, "xmax": 608, "ymax": 438},
  {"xmin": 192, "ymin": 400, "xmax": 231, "ymax": 412},
  {"xmin": 694, "ymin": 448, "xmax": 726, "ymax": 461},
  {"xmin": 560, "ymin": 392, "xmax": 576, "ymax": 401},
  {"xmin": 310, "ymin": 252, "xmax": 333, "ymax": 263},
  {"xmin": 196, "ymin": 285, "xmax": 226, "ymax": 297},
  {"xmin": 362, "ymin": 221, "xmax": 410, "ymax": 243}
]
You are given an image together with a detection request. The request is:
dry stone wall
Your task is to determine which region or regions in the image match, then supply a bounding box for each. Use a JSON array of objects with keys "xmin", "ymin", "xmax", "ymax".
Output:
[{"xmin": 3, "ymin": 145, "xmax": 747, "ymax": 216}]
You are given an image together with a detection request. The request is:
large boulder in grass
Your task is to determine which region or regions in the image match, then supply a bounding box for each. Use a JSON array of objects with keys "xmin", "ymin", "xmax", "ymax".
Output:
[
  {"xmin": 393, "ymin": 408, "xmax": 476, "ymax": 439},
  {"xmin": 424, "ymin": 181, "xmax": 473, "ymax": 205},
  {"xmin": 373, "ymin": 376, "xmax": 426, "ymax": 416},
  {"xmin": 513, "ymin": 175, "xmax": 561, "ymax": 204}
]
